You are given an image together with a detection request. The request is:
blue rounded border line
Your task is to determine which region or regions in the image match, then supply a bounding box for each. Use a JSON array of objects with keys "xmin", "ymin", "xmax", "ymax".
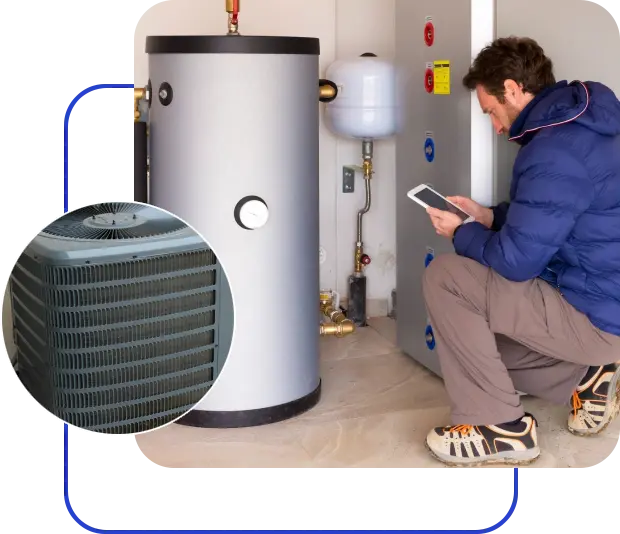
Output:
[{"xmin": 62, "ymin": 84, "xmax": 520, "ymax": 533}]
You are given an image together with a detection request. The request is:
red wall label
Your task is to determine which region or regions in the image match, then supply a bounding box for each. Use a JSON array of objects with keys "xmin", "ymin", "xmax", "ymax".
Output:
[
  {"xmin": 425, "ymin": 68, "xmax": 434, "ymax": 93},
  {"xmin": 424, "ymin": 22, "xmax": 435, "ymax": 47}
]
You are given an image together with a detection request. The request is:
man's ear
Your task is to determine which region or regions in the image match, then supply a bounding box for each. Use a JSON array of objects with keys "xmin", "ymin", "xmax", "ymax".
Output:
[{"xmin": 503, "ymin": 79, "xmax": 521, "ymax": 105}]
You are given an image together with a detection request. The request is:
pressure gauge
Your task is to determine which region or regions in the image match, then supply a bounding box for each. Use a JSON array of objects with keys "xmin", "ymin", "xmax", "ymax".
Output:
[{"xmin": 234, "ymin": 196, "xmax": 269, "ymax": 230}]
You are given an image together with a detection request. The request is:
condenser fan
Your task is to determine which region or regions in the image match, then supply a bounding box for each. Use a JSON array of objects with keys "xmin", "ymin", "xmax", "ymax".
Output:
[{"xmin": 42, "ymin": 203, "xmax": 188, "ymax": 240}]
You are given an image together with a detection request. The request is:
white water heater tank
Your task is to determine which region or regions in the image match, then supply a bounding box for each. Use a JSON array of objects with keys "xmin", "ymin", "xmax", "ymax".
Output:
[{"xmin": 324, "ymin": 54, "xmax": 397, "ymax": 140}]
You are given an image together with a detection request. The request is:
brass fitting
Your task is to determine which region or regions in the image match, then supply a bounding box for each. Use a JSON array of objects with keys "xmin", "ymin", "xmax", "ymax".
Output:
[
  {"xmin": 320, "ymin": 301, "xmax": 347, "ymax": 324},
  {"xmin": 134, "ymin": 87, "xmax": 145, "ymax": 122},
  {"xmin": 319, "ymin": 291, "xmax": 332, "ymax": 308},
  {"xmin": 319, "ymin": 84, "xmax": 337, "ymax": 101},
  {"xmin": 226, "ymin": 0, "xmax": 240, "ymax": 35},
  {"xmin": 319, "ymin": 291, "xmax": 355, "ymax": 337},
  {"xmin": 354, "ymin": 244, "xmax": 364, "ymax": 274},
  {"xmin": 362, "ymin": 159, "xmax": 373, "ymax": 178},
  {"xmin": 320, "ymin": 321, "xmax": 355, "ymax": 337},
  {"xmin": 227, "ymin": 16, "xmax": 239, "ymax": 34}
]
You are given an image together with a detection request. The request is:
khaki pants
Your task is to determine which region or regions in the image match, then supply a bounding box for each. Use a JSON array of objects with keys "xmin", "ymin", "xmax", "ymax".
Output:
[{"xmin": 422, "ymin": 254, "xmax": 620, "ymax": 426}]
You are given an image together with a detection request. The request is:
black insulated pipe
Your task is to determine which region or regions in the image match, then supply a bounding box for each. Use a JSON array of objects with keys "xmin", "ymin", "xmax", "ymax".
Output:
[
  {"xmin": 348, "ymin": 275, "xmax": 367, "ymax": 327},
  {"xmin": 134, "ymin": 121, "xmax": 148, "ymax": 203}
]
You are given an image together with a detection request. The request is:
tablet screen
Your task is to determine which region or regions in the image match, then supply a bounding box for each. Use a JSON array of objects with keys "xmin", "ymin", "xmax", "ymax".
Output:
[{"xmin": 414, "ymin": 188, "xmax": 470, "ymax": 221}]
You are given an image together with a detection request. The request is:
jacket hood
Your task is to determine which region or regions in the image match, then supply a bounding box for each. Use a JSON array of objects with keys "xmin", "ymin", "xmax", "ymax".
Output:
[{"xmin": 509, "ymin": 80, "xmax": 620, "ymax": 145}]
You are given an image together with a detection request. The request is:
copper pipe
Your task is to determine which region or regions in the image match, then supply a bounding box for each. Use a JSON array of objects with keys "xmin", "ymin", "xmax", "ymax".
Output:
[{"xmin": 354, "ymin": 140, "xmax": 374, "ymax": 273}]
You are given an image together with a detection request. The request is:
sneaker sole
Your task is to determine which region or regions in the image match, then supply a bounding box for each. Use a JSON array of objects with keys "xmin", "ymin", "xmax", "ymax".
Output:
[
  {"xmin": 425, "ymin": 440, "xmax": 541, "ymax": 468},
  {"xmin": 569, "ymin": 366, "xmax": 620, "ymax": 437}
]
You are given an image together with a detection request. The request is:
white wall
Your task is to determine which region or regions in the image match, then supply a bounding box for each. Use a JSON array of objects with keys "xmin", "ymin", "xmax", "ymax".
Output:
[
  {"xmin": 498, "ymin": 0, "xmax": 620, "ymax": 89},
  {"xmin": 134, "ymin": 0, "xmax": 397, "ymax": 314},
  {"xmin": 496, "ymin": 0, "xmax": 620, "ymax": 202}
]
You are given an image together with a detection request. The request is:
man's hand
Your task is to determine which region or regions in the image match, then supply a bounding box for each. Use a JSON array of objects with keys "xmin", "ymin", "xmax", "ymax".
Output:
[
  {"xmin": 427, "ymin": 207, "xmax": 463, "ymax": 238},
  {"xmin": 447, "ymin": 196, "xmax": 494, "ymax": 229}
]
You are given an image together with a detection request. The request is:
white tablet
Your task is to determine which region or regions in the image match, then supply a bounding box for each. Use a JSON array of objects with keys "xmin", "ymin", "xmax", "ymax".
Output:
[{"xmin": 407, "ymin": 184, "xmax": 475, "ymax": 224}]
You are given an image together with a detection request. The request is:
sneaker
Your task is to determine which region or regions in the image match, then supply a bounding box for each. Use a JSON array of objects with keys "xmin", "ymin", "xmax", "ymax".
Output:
[
  {"xmin": 568, "ymin": 363, "xmax": 620, "ymax": 436},
  {"xmin": 425, "ymin": 414, "xmax": 540, "ymax": 467}
]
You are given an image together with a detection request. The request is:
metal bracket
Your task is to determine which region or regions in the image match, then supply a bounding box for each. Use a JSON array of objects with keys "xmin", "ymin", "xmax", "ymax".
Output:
[
  {"xmin": 342, "ymin": 165, "xmax": 363, "ymax": 193},
  {"xmin": 346, "ymin": 165, "xmax": 364, "ymax": 172},
  {"xmin": 136, "ymin": 100, "xmax": 150, "ymax": 123}
]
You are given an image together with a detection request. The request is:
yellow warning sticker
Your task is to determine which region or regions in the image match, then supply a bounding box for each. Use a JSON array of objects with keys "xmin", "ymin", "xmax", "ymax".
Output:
[{"xmin": 433, "ymin": 60, "xmax": 451, "ymax": 95}]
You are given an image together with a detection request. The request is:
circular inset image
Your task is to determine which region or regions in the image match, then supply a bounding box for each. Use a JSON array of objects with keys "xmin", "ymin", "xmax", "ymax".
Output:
[{"xmin": 3, "ymin": 202, "xmax": 234, "ymax": 435}]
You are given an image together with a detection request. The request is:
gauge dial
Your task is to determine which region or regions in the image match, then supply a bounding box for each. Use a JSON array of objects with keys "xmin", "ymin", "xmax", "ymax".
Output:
[{"xmin": 235, "ymin": 196, "xmax": 269, "ymax": 230}]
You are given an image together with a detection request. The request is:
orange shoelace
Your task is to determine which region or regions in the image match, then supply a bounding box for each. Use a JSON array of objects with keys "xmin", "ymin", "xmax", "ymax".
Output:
[
  {"xmin": 572, "ymin": 391, "xmax": 583, "ymax": 416},
  {"xmin": 448, "ymin": 425, "xmax": 474, "ymax": 436}
]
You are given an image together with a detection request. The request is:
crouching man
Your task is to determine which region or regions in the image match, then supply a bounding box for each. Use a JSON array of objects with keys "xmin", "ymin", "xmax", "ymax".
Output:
[{"xmin": 423, "ymin": 37, "xmax": 620, "ymax": 466}]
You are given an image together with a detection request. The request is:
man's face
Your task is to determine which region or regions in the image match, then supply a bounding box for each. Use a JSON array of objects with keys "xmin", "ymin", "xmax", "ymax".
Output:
[{"xmin": 476, "ymin": 85, "xmax": 522, "ymax": 136}]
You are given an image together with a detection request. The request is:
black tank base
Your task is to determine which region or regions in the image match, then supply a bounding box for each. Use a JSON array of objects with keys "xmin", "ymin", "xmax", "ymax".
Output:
[
  {"xmin": 348, "ymin": 275, "xmax": 367, "ymax": 327},
  {"xmin": 176, "ymin": 381, "xmax": 321, "ymax": 429}
]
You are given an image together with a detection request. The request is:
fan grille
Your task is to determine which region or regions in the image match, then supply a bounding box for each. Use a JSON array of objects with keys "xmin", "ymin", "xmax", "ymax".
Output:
[
  {"xmin": 42, "ymin": 203, "xmax": 187, "ymax": 240},
  {"xmin": 11, "ymin": 244, "xmax": 224, "ymax": 435}
]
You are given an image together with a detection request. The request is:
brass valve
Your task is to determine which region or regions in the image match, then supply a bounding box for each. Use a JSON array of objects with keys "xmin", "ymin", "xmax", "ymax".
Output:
[
  {"xmin": 134, "ymin": 88, "xmax": 145, "ymax": 122},
  {"xmin": 226, "ymin": 0, "xmax": 240, "ymax": 35},
  {"xmin": 319, "ymin": 85, "xmax": 337, "ymax": 101},
  {"xmin": 320, "ymin": 300, "xmax": 347, "ymax": 324},
  {"xmin": 319, "ymin": 79, "xmax": 338, "ymax": 103},
  {"xmin": 319, "ymin": 291, "xmax": 355, "ymax": 337},
  {"xmin": 354, "ymin": 244, "xmax": 363, "ymax": 274}
]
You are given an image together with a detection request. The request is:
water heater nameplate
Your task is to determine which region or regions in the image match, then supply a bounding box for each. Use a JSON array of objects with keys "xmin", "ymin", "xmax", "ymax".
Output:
[{"xmin": 234, "ymin": 196, "xmax": 269, "ymax": 230}]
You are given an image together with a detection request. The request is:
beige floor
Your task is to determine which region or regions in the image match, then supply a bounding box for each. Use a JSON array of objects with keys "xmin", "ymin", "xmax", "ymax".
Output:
[{"xmin": 136, "ymin": 317, "xmax": 620, "ymax": 468}]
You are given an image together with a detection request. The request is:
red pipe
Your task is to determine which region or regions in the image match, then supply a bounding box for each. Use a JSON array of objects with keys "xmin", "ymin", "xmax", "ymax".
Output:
[{"xmin": 232, "ymin": 0, "xmax": 239, "ymax": 24}]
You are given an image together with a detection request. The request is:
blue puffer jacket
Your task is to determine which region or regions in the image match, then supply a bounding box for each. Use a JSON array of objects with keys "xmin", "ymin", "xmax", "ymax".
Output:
[{"xmin": 454, "ymin": 80, "xmax": 620, "ymax": 336}]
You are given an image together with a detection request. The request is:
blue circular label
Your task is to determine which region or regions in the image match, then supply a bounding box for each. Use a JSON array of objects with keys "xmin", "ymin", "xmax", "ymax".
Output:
[
  {"xmin": 425, "ymin": 324, "xmax": 436, "ymax": 350},
  {"xmin": 424, "ymin": 138, "xmax": 435, "ymax": 163}
]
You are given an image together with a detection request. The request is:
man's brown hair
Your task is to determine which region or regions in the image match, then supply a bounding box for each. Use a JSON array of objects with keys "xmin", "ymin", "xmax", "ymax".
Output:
[{"xmin": 463, "ymin": 37, "xmax": 556, "ymax": 102}]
